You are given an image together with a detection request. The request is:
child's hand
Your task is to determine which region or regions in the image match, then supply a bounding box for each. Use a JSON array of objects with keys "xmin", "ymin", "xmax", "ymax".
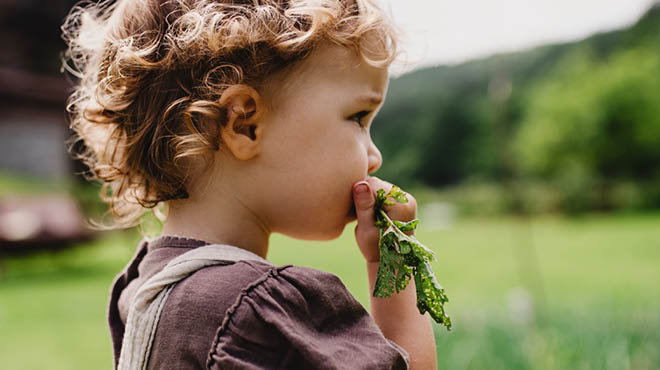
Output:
[{"xmin": 351, "ymin": 176, "xmax": 418, "ymax": 263}]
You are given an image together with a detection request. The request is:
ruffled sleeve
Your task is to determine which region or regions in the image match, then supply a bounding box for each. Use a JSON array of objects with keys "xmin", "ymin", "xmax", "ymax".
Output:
[{"xmin": 206, "ymin": 265, "xmax": 410, "ymax": 370}]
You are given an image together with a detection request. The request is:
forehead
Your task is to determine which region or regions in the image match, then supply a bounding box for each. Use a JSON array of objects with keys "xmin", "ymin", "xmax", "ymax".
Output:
[{"xmin": 265, "ymin": 41, "xmax": 389, "ymax": 105}]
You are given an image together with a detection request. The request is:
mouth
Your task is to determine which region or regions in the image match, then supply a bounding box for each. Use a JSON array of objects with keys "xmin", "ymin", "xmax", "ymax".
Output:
[{"xmin": 347, "ymin": 202, "xmax": 357, "ymax": 219}]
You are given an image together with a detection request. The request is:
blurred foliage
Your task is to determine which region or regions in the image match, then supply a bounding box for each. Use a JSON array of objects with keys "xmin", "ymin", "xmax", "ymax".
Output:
[
  {"xmin": 0, "ymin": 170, "xmax": 70, "ymax": 195},
  {"xmin": 374, "ymin": 5, "xmax": 660, "ymax": 214},
  {"xmin": 0, "ymin": 170, "xmax": 108, "ymax": 221},
  {"xmin": 514, "ymin": 46, "xmax": 660, "ymax": 213}
]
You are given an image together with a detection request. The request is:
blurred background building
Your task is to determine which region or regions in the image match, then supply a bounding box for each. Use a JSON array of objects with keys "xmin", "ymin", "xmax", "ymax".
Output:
[
  {"xmin": 0, "ymin": 0, "xmax": 90, "ymax": 255},
  {"xmin": 0, "ymin": 0, "xmax": 77, "ymax": 179}
]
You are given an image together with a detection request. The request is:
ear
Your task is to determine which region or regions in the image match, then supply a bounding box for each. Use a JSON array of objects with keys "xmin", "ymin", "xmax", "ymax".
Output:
[{"xmin": 218, "ymin": 84, "xmax": 266, "ymax": 161}]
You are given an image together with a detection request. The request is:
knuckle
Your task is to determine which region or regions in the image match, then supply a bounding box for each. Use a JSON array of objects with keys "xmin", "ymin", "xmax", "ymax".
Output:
[
  {"xmin": 368, "ymin": 177, "xmax": 389, "ymax": 191},
  {"xmin": 387, "ymin": 194, "xmax": 417, "ymax": 221},
  {"xmin": 403, "ymin": 208, "xmax": 416, "ymax": 221},
  {"xmin": 407, "ymin": 195, "xmax": 418, "ymax": 215}
]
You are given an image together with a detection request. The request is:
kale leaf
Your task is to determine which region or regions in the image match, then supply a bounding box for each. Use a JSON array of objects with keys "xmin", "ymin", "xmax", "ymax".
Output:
[{"xmin": 372, "ymin": 185, "xmax": 452, "ymax": 330}]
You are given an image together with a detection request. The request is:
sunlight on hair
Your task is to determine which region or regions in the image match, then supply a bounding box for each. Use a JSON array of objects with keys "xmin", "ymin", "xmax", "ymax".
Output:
[{"xmin": 61, "ymin": 0, "xmax": 404, "ymax": 230}]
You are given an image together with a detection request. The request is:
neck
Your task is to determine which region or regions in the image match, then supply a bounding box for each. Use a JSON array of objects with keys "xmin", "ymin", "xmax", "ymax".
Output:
[{"xmin": 161, "ymin": 184, "xmax": 271, "ymax": 259}]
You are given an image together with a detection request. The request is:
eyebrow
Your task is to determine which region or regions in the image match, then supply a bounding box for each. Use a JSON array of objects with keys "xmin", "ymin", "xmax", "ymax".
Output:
[{"xmin": 358, "ymin": 95, "xmax": 384, "ymax": 106}]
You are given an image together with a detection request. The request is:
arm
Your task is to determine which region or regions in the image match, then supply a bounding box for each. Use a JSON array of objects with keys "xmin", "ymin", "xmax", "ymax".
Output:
[
  {"xmin": 367, "ymin": 261, "xmax": 437, "ymax": 370},
  {"xmin": 352, "ymin": 177, "xmax": 438, "ymax": 370}
]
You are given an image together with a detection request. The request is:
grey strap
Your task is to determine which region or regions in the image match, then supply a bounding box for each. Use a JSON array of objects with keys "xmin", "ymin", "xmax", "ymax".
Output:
[{"xmin": 117, "ymin": 243, "xmax": 271, "ymax": 370}]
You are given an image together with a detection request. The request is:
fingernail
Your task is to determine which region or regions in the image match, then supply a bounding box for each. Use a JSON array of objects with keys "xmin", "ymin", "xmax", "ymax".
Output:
[{"xmin": 354, "ymin": 182, "xmax": 369, "ymax": 194}]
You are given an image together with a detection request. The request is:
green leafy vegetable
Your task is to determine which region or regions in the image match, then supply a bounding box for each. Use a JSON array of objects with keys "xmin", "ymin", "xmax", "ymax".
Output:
[{"xmin": 372, "ymin": 185, "xmax": 452, "ymax": 330}]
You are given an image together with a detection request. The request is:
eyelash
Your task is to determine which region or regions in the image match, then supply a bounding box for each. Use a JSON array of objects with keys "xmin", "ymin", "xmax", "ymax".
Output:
[{"xmin": 350, "ymin": 111, "xmax": 371, "ymax": 127}]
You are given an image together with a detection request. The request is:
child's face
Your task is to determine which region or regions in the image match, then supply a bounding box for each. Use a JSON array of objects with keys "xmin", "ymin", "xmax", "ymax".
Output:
[{"xmin": 255, "ymin": 42, "xmax": 388, "ymax": 241}]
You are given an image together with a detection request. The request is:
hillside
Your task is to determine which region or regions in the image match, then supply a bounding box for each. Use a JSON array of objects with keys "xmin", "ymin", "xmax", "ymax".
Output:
[{"xmin": 374, "ymin": 3, "xmax": 660, "ymax": 198}]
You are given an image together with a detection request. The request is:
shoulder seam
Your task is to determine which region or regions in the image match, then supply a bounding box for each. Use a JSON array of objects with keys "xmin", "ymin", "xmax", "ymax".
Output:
[{"xmin": 205, "ymin": 264, "xmax": 293, "ymax": 369}]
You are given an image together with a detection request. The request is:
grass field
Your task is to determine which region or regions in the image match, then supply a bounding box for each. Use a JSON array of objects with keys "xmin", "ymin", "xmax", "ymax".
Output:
[{"xmin": 0, "ymin": 212, "xmax": 658, "ymax": 369}]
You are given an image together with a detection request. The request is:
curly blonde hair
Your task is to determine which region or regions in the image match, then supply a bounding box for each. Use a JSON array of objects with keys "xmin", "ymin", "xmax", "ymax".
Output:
[{"xmin": 62, "ymin": 0, "xmax": 401, "ymax": 229}]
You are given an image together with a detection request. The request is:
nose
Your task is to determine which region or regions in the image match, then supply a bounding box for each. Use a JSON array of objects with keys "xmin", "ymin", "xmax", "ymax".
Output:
[{"xmin": 367, "ymin": 139, "xmax": 383, "ymax": 175}]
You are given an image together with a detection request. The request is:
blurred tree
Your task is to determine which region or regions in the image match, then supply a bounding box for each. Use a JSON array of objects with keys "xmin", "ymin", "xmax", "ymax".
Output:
[
  {"xmin": 514, "ymin": 46, "xmax": 660, "ymax": 211},
  {"xmin": 373, "ymin": 3, "xmax": 660, "ymax": 213}
]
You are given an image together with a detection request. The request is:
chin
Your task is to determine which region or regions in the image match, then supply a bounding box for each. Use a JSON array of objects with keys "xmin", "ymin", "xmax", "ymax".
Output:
[
  {"xmin": 316, "ymin": 224, "xmax": 346, "ymax": 241},
  {"xmin": 328, "ymin": 219, "xmax": 353, "ymax": 240},
  {"xmin": 282, "ymin": 208, "xmax": 354, "ymax": 241},
  {"xmin": 283, "ymin": 223, "xmax": 345, "ymax": 241}
]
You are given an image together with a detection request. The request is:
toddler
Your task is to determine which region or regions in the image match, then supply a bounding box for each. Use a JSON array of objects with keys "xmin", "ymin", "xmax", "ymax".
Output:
[{"xmin": 62, "ymin": 0, "xmax": 437, "ymax": 369}]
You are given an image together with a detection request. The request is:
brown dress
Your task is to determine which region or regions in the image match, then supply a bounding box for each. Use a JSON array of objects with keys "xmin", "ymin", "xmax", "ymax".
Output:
[{"xmin": 108, "ymin": 236, "xmax": 410, "ymax": 369}]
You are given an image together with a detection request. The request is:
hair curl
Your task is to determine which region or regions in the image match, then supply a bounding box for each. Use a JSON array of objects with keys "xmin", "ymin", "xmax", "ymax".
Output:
[{"xmin": 62, "ymin": 0, "xmax": 401, "ymax": 229}]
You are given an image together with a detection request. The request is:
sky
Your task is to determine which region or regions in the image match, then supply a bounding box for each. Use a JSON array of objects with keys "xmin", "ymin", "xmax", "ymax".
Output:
[{"xmin": 382, "ymin": 0, "xmax": 657, "ymax": 74}]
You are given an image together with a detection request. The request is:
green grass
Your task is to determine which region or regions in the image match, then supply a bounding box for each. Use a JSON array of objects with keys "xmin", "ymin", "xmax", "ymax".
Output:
[
  {"xmin": 0, "ymin": 213, "xmax": 658, "ymax": 369},
  {"xmin": 0, "ymin": 170, "xmax": 73, "ymax": 195}
]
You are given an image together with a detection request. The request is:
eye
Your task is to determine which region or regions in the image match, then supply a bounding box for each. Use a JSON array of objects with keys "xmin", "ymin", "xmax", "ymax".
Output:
[{"xmin": 349, "ymin": 110, "xmax": 371, "ymax": 127}]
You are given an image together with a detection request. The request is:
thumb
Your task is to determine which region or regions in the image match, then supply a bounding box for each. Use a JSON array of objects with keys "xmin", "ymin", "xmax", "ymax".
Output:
[{"xmin": 353, "ymin": 181, "xmax": 375, "ymax": 225}]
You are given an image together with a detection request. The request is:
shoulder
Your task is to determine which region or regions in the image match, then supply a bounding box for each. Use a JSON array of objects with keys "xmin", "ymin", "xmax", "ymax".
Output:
[
  {"xmin": 148, "ymin": 259, "xmax": 278, "ymax": 369},
  {"xmin": 216, "ymin": 263, "xmax": 364, "ymax": 329},
  {"xmin": 261, "ymin": 265, "xmax": 368, "ymax": 320},
  {"xmin": 180, "ymin": 262, "xmax": 354, "ymax": 317},
  {"xmin": 206, "ymin": 264, "xmax": 410, "ymax": 370},
  {"xmin": 166, "ymin": 259, "xmax": 278, "ymax": 319}
]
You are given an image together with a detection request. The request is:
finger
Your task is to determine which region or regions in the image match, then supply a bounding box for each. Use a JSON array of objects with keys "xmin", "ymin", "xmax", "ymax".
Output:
[
  {"xmin": 366, "ymin": 177, "xmax": 417, "ymax": 222},
  {"xmin": 385, "ymin": 192, "xmax": 417, "ymax": 222},
  {"xmin": 352, "ymin": 180, "xmax": 375, "ymax": 226}
]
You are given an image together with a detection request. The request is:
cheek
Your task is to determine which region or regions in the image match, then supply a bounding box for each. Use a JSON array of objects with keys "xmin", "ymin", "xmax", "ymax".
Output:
[
  {"xmin": 317, "ymin": 141, "xmax": 368, "ymax": 217},
  {"xmin": 286, "ymin": 147, "xmax": 364, "ymax": 237},
  {"xmin": 259, "ymin": 114, "xmax": 367, "ymax": 237}
]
